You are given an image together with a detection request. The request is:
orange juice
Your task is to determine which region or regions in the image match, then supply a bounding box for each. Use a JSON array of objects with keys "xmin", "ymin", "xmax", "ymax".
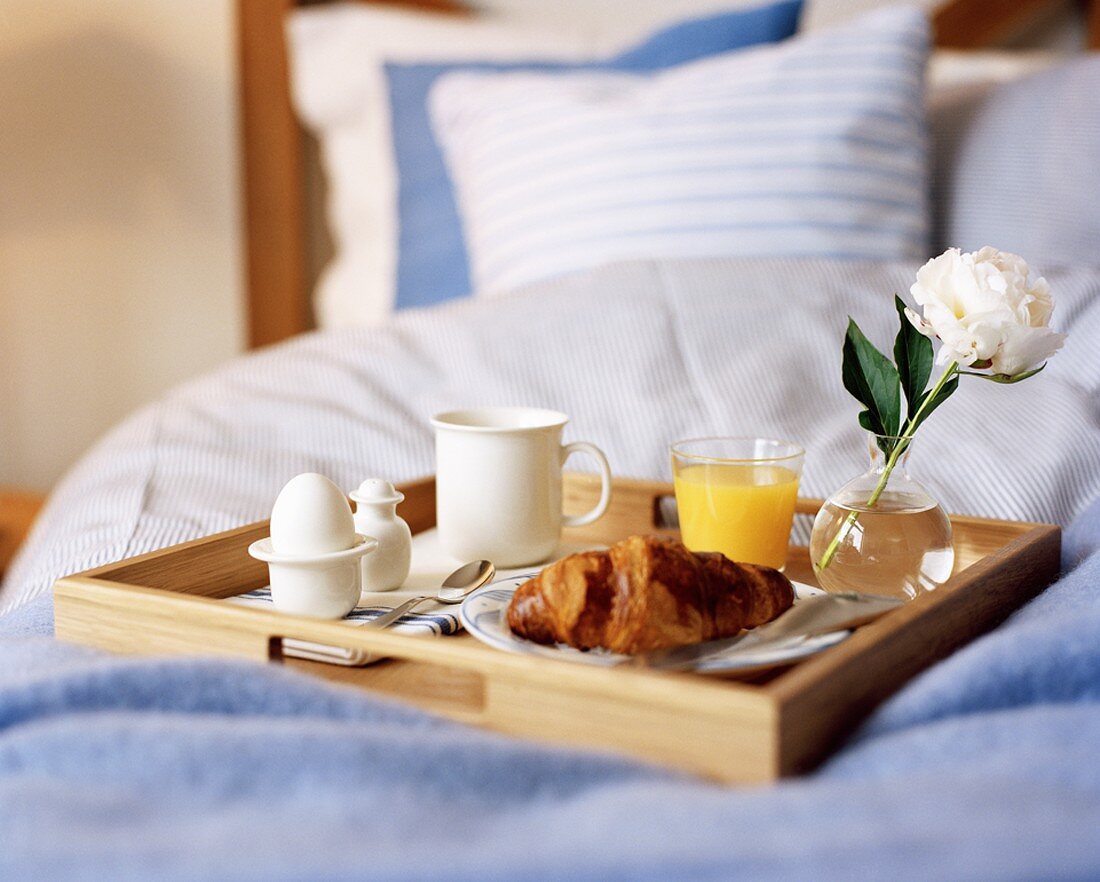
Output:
[{"xmin": 674, "ymin": 463, "xmax": 800, "ymax": 569}]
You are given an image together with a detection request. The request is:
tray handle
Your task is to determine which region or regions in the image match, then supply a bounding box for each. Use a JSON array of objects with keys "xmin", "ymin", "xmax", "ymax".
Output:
[{"xmin": 271, "ymin": 636, "xmax": 383, "ymax": 667}]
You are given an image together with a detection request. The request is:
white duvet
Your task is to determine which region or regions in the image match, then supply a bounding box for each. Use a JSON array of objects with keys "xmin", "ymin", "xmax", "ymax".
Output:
[{"xmin": 4, "ymin": 256, "xmax": 1099, "ymax": 614}]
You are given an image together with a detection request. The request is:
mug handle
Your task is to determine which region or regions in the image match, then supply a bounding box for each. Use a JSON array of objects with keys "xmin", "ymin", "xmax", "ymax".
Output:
[{"xmin": 560, "ymin": 441, "xmax": 612, "ymax": 528}]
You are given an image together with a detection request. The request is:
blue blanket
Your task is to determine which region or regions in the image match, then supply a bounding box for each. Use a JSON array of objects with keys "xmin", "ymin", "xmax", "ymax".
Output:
[{"xmin": 2, "ymin": 504, "xmax": 1099, "ymax": 880}]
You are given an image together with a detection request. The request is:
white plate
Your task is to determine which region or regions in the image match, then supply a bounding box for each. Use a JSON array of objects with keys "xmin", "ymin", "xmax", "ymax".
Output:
[{"xmin": 460, "ymin": 576, "xmax": 850, "ymax": 675}]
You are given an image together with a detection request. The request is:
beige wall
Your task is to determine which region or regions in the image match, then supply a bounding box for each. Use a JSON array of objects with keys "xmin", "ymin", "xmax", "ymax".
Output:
[{"xmin": 0, "ymin": 0, "xmax": 244, "ymax": 491}]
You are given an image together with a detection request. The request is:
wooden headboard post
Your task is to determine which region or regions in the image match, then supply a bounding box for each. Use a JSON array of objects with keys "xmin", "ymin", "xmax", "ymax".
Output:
[
  {"xmin": 238, "ymin": 0, "xmax": 311, "ymax": 349},
  {"xmin": 237, "ymin": 0, "xmax": 465, "ymax": 349},
  {"xmin": 236, "ymin": 0, "xmax": 1097, "ymax": 351},
  {"xmin": 933, "ymin": 0, "xmax": 1100, "ymax": 48}
]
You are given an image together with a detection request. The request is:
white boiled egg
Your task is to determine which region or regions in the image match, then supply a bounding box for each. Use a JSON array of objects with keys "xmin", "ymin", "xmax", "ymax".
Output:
[{"xmin": 269, "ymin": 473, "xmax": 356, "ymax": 556}]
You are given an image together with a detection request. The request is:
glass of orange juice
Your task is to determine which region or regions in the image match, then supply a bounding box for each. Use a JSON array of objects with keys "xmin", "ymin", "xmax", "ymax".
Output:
[{"xmin": 671, "ymin": 437, "xmax": 804, "ymax": 570}]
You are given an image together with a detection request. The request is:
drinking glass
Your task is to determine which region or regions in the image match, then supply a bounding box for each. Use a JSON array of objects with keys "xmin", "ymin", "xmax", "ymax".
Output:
[{"xmin": 671, "ymin": 437, "xmax": 804, "ymax": 570}]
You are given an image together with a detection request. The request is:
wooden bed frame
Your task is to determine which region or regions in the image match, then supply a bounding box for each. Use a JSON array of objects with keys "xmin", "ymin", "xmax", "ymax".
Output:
[{"xmin": 238, "ymin": 0, "xmax": 1099, "ymax": 350}]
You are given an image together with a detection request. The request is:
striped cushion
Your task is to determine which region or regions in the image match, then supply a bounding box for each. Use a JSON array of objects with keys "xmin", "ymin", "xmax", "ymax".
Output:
[
  {"xmin": 431, "ymin": 8, "xmax": 930, "ymax": 296},
  {"xmin": 385, "ymin": 2, "xmax": 803, "ymax": 311}
]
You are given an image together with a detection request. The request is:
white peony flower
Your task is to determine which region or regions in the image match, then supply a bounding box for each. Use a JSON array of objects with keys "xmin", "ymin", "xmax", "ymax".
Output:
[{"xmin": 906, "ymin": 246, "xmax": 1065, "ymax": 376}]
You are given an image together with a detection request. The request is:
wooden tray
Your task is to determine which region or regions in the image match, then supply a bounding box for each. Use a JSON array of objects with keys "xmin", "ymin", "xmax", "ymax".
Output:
[{"xmin": 53, "ymin": 474, "xmax": 1060, "ymax": 784}]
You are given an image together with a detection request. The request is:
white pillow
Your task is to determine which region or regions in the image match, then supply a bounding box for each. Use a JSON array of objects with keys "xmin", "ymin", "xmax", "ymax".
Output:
[
  {"xmin": 287, "ymin": 2, "xmax": 766, "ymax": 327},
  {"xmin": 930, "ymin": 55, "xmax": 1100, "ymax": 266},
  {"xmin": 287, "ymin": 6, "xmax": 592, "ymax": 327},
  {"xmin": 431, "ymin": 7, "xmax": 931, "ymax": 297}
]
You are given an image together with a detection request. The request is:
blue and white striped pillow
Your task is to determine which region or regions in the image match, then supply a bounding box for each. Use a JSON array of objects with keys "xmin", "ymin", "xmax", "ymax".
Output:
[{"xmin": 431, "ymin": 8, "xmax": 931, "ymax": 297}]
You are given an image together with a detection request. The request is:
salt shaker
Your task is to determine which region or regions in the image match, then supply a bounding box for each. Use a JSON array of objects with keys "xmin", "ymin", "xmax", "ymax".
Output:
[{"xmin": 350, "ymin": 479, "xmax": 412, "ymax": 592}]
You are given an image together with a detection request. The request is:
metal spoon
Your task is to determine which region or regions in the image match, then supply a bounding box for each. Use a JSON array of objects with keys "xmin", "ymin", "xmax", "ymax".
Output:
[{"xmin": 367, "ymin": 560, "xmax": 495, "ymax": 630}]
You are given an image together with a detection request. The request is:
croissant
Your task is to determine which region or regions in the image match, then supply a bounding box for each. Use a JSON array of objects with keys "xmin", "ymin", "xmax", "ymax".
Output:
[{"xmin": 506, "ymin": 535, "xmax": 794, "ymax": 654}]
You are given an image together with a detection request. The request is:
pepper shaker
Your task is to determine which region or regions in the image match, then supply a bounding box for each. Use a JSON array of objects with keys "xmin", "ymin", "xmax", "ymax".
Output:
[{"xmin": 350, "ymin": 479, "xmax": 412, "ymax": 592}]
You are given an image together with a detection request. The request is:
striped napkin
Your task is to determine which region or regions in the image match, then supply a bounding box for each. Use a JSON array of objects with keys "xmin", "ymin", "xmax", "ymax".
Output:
[
  {"xmin": 229, "ymin": 587, "xmax": 462, "ymax": 635},
  {"xmin": 228, "ymin": 586, "xmax": 461, "ymax": 666}
]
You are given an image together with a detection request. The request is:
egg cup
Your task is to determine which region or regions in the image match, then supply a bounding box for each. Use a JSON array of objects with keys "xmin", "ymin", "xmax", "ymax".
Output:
[{"xmin": 248, "ymin": 535, "xmax": 378, "ymax": 619}]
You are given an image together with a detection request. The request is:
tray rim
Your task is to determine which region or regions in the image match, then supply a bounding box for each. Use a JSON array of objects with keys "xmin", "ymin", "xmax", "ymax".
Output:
[{"xmin": 51, "ymin": 472, "xmax": 1061, "ymax": 783}]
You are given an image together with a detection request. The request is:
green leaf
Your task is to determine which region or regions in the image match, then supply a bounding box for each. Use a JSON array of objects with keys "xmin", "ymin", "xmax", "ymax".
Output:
[
  {"xmin": 911, "ymin": 375, "xmax": 958, "ymax": 432},
  {"xmin": 958, "ymin": 363, "xmax": 1047, "ymax": 384},
  {"xmin": 893, "ymin": 295, "xmax": 933, "ymax": 422},
  {"xmin": 842, "ymin": 318, "xmax": 901, "ymax": 438}
]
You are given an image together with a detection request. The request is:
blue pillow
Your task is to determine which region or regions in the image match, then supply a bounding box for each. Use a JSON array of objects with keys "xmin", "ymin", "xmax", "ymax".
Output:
[{"xmin": 384, "ymin": 1, "xmax": 803, "ymax": 309}]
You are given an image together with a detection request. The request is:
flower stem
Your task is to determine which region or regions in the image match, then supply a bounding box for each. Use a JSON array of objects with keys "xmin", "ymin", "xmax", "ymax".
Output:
[{"xmin": 817, "ymin": 363, "xmax": 959, "ymax": 572}]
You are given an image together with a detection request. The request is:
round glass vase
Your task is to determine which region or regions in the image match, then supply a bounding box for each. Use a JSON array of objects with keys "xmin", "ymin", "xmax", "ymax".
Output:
[{"xmin": 809, "ymin": 434, "xmax": 954, "ymax": 600}]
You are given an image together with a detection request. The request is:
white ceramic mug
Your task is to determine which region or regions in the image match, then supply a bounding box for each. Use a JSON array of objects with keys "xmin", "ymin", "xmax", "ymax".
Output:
[{"xmin": 432, "ymin": 407, "xmax": 612, "ymax": 567}]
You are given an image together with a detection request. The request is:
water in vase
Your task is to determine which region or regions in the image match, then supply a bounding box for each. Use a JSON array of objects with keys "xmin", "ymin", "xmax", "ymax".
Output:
[{"xmin": 810, "ymin": 488, "xmax": 955, "ymax": 600}]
